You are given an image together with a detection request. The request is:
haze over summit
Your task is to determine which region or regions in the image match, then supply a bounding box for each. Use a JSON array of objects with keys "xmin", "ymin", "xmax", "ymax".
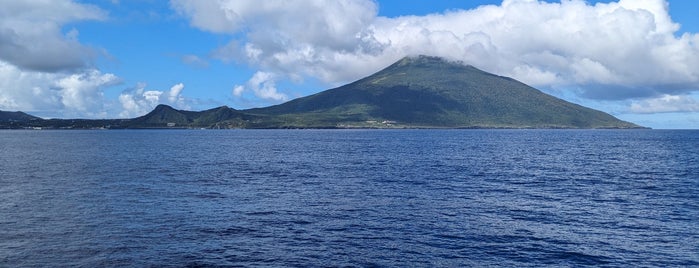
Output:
[{"xmin": 0, "ymin": 0, "xmax": 698, "ymax": 128}]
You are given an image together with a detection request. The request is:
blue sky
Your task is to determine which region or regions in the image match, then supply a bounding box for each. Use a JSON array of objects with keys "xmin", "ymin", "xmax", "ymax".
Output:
[{"xmin": 0, "ymin": 0, "xmax": 698, "ymax": 128}]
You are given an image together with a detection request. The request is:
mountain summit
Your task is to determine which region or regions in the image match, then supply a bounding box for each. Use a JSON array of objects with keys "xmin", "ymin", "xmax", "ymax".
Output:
[{"xmin": 246, "ymin": 55, "xmax": 640, "ymax": 128}]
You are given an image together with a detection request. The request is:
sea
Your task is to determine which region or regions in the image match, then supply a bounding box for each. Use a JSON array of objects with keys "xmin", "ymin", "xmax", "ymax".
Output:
[{"xmin": 1, "ymin": 129, "xmax": 697, "ymax": 267}]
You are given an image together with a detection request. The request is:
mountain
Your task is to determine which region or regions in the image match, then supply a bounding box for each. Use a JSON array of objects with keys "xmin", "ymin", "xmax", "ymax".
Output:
[
  {"xmin": 246, "ymin": 55, "xmax": 640, "ymax": 128},
  {"xmin": 0, "ymin": 110, "xmax": 43, "ymax": 128},
  {"xmin": 1, "ymin": 56, "xmax": 643, "ymax": 129},
  {"xmin": 0, "ymin": 110, "xmax": 41, "ymax": 122}
]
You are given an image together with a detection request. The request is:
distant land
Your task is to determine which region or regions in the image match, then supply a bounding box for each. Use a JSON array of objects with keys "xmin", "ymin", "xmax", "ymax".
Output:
[{"xmin": 1, "ymin": 56, "xmax": 643, "ymax": 129}]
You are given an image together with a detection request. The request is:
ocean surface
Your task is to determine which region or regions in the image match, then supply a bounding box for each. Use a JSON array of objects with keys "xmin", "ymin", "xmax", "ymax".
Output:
[{"xmin": 1, "ymin": 129, "xmax": 698, "ymax": 267}]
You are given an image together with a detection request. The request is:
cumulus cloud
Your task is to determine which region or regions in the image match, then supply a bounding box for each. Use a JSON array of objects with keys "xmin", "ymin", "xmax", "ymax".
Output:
[
  {"xmin": 54, "ymin": 70, "xmax": 120, "ymax": 115},
  {"xmin": 118, "ymin": 83, "xmax": 190, "ymax": 118},
  {"xmin": 232, "ymin": 85, "xmax": 245, "ymax": 97},
  {"xmin": 172, "ymin": 0, "xmax": 699, "ymax": 104},
  {"xmin": 171, "ymin": 0, "xmax": 387, "ymax": 86},
  {"xmin": 630, "ymin": 94, "xmax": 699, "ymax": 113},
  {"xmin": 0, "ymin": 0, "xmax": 119, "ymax": 118},
  {"xmin": 118, "ymin": 84, "xmax": 159, "ymax": 118},
  {"xmin": 168, "ymin": 83, "xmax": 185, "ymax": 103},
  {"xmin": 0, "ymin": 0, "xmax": 106, "ymax": 72},
  {"xmin": 0, "ymin": 61, "xmax": 119, "ymax": 118},
  {"xmin": 0, "ymin": 61, "xmax": 60, "ymax": 112},
  {"xmin": 232, "ymin": 71, "xmax": 288, "ymax": 102}
]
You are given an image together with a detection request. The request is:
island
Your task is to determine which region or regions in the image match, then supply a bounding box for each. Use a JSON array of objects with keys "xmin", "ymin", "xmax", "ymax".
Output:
[{"xmin": 1, "ymin": 56, "xmax": 643, "ymax": 129}]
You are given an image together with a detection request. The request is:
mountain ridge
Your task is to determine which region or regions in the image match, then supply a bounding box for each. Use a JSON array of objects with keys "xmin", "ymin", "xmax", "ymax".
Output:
[{"xmin": 1, "ymin": 55, "xmax": 644, "ymax": 129}]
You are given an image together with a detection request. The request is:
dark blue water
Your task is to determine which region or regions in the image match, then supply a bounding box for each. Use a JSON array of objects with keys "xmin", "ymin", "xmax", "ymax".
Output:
[{"xmin": 1, "ymin": 129, "xmax": 698, "ymax": 267}]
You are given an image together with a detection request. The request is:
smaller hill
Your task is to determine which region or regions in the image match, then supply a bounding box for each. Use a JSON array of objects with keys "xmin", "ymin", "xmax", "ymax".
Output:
[
  {"xmin": 0, "ymin": 110, "xmax": 44, "ymax": 128},
  {"xmin": 125, "ymin": 104, "xmax": 259, "ymax": 128},
  {"xmin": 0, "ymin": 110, "xmax": 42, "ymax": 122}
]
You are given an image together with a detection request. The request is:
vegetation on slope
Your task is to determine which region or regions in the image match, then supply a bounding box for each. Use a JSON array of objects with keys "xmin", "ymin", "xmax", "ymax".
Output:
[{"xmin": 246, "ymin": 55, "xmax": 641, "ymax": 128}]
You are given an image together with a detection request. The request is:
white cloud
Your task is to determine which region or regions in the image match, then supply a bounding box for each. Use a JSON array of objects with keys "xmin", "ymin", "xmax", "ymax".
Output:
[
  {"xmin": 0, "ymin": 0, "xmax": 119, "ymax": 119},
  {"xmin": 118, "ymin": 82, "xmax": 190, "ymax": 118},
  {"xmin": 232, "ymin": 85, "xmax": 244, "ymax": 97},
  {"xmin": 168, "ymin": 83, "xmax": 185, "ymax": 103},
  {"xmin": 0, "ymin": 61, "xmax": 59, "ymax": 112},
  {"xmin": 0, "ymin": 61, "xmax": 119, "ymax": 118},
  {"xmin": 54, "ymin": 70, "xmax": 120, "ymax": 116},
  {"xmin": 143, "ymin": 90, "xmax": 163, "ymax": 103},
  {"xmin": 171, "ymin": 0, "xmax": 385, "ymax": 83},
  {"xmin": 172, "ymin": 0, "xmax": 699, "ymax": 102},
  {"xmin": 232, "ymin": 71, "xmax": 288, "ymax": 102},
  {"xmin": 118, "ymin": 84, "xmax": 159, "ymax": 118},
  {"xmin": 0, "ymin": 0, "xmax": 106, "ymax": 72},
  {"xmin": 630, "ymin": 94, "xmax": 699, "ymax": 113}
]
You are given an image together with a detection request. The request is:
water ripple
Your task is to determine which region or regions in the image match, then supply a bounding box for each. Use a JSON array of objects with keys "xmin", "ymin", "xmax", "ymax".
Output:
[{"xmin": 1, "ymin": 129, "xmax": 698, "ymax": 267}]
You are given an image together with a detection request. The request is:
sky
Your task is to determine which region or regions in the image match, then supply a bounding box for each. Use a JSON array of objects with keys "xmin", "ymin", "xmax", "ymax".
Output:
[{"xmin": 0, "ymin": 0, "xmax": 698, "ymax": 129}]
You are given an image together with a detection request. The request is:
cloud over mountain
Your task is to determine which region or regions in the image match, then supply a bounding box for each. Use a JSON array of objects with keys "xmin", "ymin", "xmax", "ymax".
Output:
[
  {"xmin": 119, "ymin": 83, "xmax": 189, "ymax": 118},
  {"xmin": 172, "ymin": 0, "xmax": 699, "ymax": 104}
]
